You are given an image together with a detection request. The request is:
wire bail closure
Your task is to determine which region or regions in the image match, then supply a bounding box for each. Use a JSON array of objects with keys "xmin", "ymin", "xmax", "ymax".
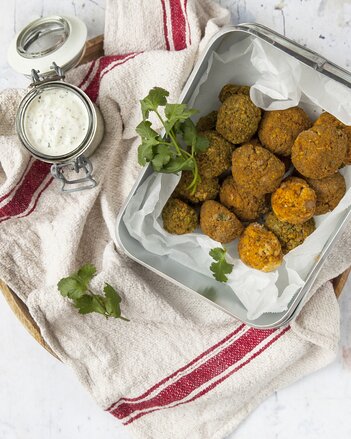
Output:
[
  {"xmin": 30, "ymin": 61, "xmax": 65, "ymax": 86},
  {"xmin": 50, "ymin": 156, "xmax": 97, "ymax": 193}
]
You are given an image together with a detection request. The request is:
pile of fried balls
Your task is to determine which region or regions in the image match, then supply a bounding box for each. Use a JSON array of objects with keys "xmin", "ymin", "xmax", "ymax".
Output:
[{"xmin": 161, "ymin": 84, "xmax": 350, "ymax": 272}]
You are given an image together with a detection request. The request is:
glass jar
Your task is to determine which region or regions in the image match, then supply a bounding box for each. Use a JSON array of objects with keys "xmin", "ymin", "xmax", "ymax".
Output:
[{"xmin": 8, "ymin": 16, "xmax": 104, "ymax": 192}]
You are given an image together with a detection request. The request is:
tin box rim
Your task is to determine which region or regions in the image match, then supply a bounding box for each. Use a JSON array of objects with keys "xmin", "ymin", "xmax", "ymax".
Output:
[{"xmin": 115, "ymin": 23, "xmax": 351, "ymax": 329}]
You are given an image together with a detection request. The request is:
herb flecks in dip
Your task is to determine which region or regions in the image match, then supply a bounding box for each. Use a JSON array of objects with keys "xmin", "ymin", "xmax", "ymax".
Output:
[{"xmin": 24, "ymin": 87, "xmax": 89, "ymax": 157}]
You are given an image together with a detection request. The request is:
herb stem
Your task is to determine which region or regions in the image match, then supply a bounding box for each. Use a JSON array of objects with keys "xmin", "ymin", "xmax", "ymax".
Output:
[
  {"xmin": 154, "ymin": 110, "xmax": 188, "ymax": 159},
  {"xmin": 120, "ymin": 316, "xmax": 130, "ymax": 322},
  {"xmin": 88, "ymin": 289, "xmax": 109, "ymax": 316}
]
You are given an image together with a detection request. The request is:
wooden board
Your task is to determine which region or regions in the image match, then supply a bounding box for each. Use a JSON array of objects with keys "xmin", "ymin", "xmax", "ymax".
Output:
[{"xmin": 0, "ymin": 34, "xmax": 349, "ymax": 358}]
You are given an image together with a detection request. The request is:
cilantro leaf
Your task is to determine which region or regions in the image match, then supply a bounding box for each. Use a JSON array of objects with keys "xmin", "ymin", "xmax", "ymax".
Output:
[
  {"xmin": 161, "ymin": 157, "xmax": 195, "ymax": 173},
  {"xmin": 57, "ymin": 265, "xmax": 129, "ymax": 321},
  {"xmin": 136, "ymin": 87, "xmax": 209, "ymax": 193},
  {"xmin": 103, "ymin": 283, "xmax": 122, "ymax": 303},
  {"xmin": 140, "ymin": 87, "xmax": 169, "ymax": 119},
  {"xmin": 136, "ymin": 121, "xmax": 163, "ymax": 166},
  {"xmin": 137, "ymin": 137, "xmax": 159, "ymax": 166},
  {"xmin": 177, "ymin": 118, "xmax": 197, "ymax": 145},
  {"xmin": 74, "ymin": 295, "xmax": 106, "ymax": 315},
  {"xmin": 164, "ymin": 104, "xmax": 197, "ymax": 133},
  {"xmin": 136, "ymin": 120, "xmax": 159, "ymax": 139},
  {"xmin": 151, "ymin": 144, "xmax": 172, "ymax": 171},
  {"xmin": 177, "ymin": 119, "xmax": 209, "ymax": 154},
  {"xmin": 194, "ymin": 134, "xmax": 210, "ymax": 153},
  {"xmin": 58, "ymin": 263, "xmax": 97, "ymax": 300},
  {"xmin": 57, "ymin": 275, "xmax": 86, "ymax": 300},
  {"xmin": 209, "ymin": 248, "xmax": 234, "ymax": 283},
  {"xmin": 103, "ymin": 283, "xmax": 122, "ymax": 318},
  {"xmin": 77, "ymin": 263, "xmax": 97, "ymax": 286}
]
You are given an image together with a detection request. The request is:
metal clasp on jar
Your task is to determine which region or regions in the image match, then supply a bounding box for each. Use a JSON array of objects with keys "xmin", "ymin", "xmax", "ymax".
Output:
[
  {"xmin": 30, "ymin": 61, "xmax": 65, "ymax": 87},
  {"xmin": 50, "ymin": 156, "xmax": 97, "ymax": 193}
]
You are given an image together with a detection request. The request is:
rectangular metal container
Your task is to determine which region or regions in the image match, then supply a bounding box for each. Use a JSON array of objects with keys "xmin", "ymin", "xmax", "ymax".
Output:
[{"xmin": 115, "ymin": 24, "xmax": 351, "ymax": 328}]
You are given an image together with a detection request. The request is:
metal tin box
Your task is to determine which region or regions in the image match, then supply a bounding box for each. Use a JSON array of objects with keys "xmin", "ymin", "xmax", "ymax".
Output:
[{"xmin": 116, "ymin": 24, "xmax": 351, "ymax": 328}]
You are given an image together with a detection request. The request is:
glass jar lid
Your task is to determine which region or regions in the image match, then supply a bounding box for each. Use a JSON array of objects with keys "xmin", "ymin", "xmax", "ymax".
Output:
[{"xmin": 7, "ymin": 15, "xmax": 87, "ymax": 77}]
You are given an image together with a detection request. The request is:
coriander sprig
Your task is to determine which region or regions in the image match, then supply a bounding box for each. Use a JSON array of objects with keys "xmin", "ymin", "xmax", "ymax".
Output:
[
  {"xmin": 57, "ymin": 264, "xmax": 129, "ymax": 321},
  {"xmin": 137, "ymin": 87, "xmax": 209, "ymax": 193},
  {"xmin": 209, "ymin": 248, "xmax": 234, "ymax": 283}
]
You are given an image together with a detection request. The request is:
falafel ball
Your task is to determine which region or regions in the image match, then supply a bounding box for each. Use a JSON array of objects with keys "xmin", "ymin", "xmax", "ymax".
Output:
[
  {"xmin": 306, "ymin": 172, "xmax": 346, "ymax": 215},
  {"xmin": 197, "ymin": 130, "xmax": 233, "ymax": 178},
  {"xmin": 219, "ymin": 176, "xmax": 268, "ymax": 221},
  {"xmin": 258, "ymin": 107, "xmax": 312, "ymax": 156},
  {"xmin": 265, "ymin": 211, "xmax": 315, "ymax": 254},
  {"xmin": 162, "ymin": 198, "xmax": 198, "ymax": 234},
  {"xmin": 232, "ymin": 142, "xmax": 285, "ymax": 197},
  {"xmin": 200, "ymin": 200, "xmax": 243, "ymax": 243},
  {"xmin": 314, "ymin": 112, "xmax": 351, "ymax": 165},
  {"xmin": 196, "ymin": 111, "xmax": 218, "ymax": 132},
  {"xmin": 238, "ymin": 223, "xmax": 283, "ymax": 272},
  {"xmin": 216, "ymin": 94, "xmax": 262, "ymax": 144},
  {"xmin": 291, "ymin": 125, "xmax": 347, "ymax": 179},
  {"xmin": 271, "ymin": 177, "xmax": 316, "ymax": 224},
  {"xmin": 219, "ymin": 84, "xmax": 250, "ymax": 103},
  {"xmin": 174, "ymin": 171, "xmax": 220, "ymax": 204}
]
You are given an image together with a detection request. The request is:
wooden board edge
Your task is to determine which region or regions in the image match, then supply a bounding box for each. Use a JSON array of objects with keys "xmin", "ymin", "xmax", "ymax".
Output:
[
  {"xmin": 0, "ymin": 280, "xmax": 59, "ymax": 359},
  {"xmin": 80, "ymin": 34, "xmax": 104, "ymax": 64},
  {"xmin": 333, "ymin": 267, "xmax": 351, "ymax": 298}
]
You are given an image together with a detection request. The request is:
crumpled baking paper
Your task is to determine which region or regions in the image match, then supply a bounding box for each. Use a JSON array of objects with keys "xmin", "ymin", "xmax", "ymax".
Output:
[{"xmin": 123, "ymin": 36, "xmax": 351, "ymax": 320}]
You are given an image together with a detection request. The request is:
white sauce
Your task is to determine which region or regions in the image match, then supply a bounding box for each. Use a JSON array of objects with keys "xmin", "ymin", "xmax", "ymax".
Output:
[{"xmin": 24, "ymin": 86, "xmax": 90, "ymax": 157}]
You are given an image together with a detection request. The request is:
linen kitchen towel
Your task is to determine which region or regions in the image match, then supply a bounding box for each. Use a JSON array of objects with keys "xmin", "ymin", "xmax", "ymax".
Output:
[{"xmin": 0, "ymin": 1, "xmax": 347, "ymax": 438}]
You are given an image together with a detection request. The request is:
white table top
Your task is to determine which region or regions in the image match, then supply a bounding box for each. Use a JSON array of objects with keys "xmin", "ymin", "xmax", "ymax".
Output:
[{"xmin": 1, "ymin": 1, "xmax": 351, "ymax": 438}]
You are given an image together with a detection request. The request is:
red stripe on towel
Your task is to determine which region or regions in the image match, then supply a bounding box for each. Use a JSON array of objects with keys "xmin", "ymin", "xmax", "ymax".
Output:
[
  {"xmin": 0, "ymin": 176, "xmax": 54, "ymax": 223},
  {"xmin": 84, "ymin": 53, "xmax": 140, "ymax": 102},
  {"xmin": 170, "ymin": 0, "xmax": 187, "ymax": 51},
  {"xmin": 160, "ymin": 0, "xmax": 171, "ymax": 50},
  {"xmin": 0, "ymin": 160, "xmax": 51, "ymax": 220},
  {"xmin": 77, "ymin": 60, "xmax": 97, "ymax": 89},
  {"xmin": 107, "ymin": 324, "xmax": 246, "ymax": 411},
  {"xmin": 124, "ymin": 327, "xmax": 290, "ymax": 425},
  {"xmin": 109, "ymin": 326, "xmax": 289, "ymax": 422}
]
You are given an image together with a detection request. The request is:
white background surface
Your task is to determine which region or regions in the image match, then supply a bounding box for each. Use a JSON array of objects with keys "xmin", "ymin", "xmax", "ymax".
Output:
[{"xmin": 0, "ymin": 1, "xmax": 351, "ymax": 438}]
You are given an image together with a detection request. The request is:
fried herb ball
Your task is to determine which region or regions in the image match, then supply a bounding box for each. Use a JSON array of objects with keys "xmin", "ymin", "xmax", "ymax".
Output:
[
  {"xmin": 216, "ymin": 94, "xmax": 262, "ymax": 144},
  {"xmin": 219, "ymin": 176, "xmax": 268, "ymax": 221},
  {"xmin": 314, "ymin": 112, "xmax": 351, "ymax": 165},
  {"xmin": 196, "ymin": 111, "xmax": 218, "ymax": 132},
  {"xmin": 238, "ymin": 223, "xmax": 283, "ymax": 272},
  {"xmin": 200, "ymin": 200, "xmax": 243, "ymax": 243},
  {"xmin": 306, "ymin": 172, "xmax": 346, "ymax": 215},
  {"xmin": 265, "ymin": 211, "xmax": 315, "ymax": 254},
  {"xmin": 173, "ymin": 171, "xmax": 219, "ymax": 204},
  {"xmin": 232, "ymin": 142, "xmax": 285, "ymax": 197},
  {"xmin": 162, "ymin": 198, "xmax": 198, "ymax": 234},
  {"xmin": 219, "ymin": 84, "xmax": 250, "ymax": 103},
  {"xmin": 291, "ymin": 125, "xmax": 347, "ymax": 179},
  {"xmin": 271, "ymin": 177, "xmax": 316, "ymax": 224},
  {"xmin": 258, "ymin": 107, "xmax": 312, "ymax": 156},
  {"xmin": 196, "ymin": 130, "xmax": 233, "ymax": 178}
]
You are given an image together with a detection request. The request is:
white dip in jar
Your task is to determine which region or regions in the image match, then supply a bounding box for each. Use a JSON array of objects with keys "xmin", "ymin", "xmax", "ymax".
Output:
[{"xmin": 23, "ymin": 86, "xmax": 90, "ymax": 157}]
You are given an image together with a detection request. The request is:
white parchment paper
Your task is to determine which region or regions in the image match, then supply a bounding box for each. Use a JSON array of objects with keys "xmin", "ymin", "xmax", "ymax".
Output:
[{"xmin": 123, "ymin": 36, "xmax": 351, "ymax": 320}]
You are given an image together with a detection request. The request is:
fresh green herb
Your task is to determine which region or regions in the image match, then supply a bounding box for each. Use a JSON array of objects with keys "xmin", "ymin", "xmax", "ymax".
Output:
[
  {"xmin": 209, "ymin": 248, "xmax": 234, "ymax": 283},
  {"xmin": 137, "ymin": 87, "xmax": 209, "ymax": 193},
  {"xmin": 57, "ymin": 264, "xmax": 129, "ymax": 321}
]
